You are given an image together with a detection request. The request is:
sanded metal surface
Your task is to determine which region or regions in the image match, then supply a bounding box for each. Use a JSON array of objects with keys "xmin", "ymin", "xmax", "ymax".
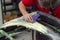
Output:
[{"xmin": 0, "ymin": 12, "xmax": 60, "ymax": 40}]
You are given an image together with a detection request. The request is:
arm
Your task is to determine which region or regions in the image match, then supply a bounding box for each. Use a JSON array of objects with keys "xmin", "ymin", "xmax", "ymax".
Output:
[
  {"xmin": 18, "ymin": 1, "xmax": 33, "ymax": 22},
  {"xmin": 18, "ymin": 1, "xmax": 28, "ymax": 15}
]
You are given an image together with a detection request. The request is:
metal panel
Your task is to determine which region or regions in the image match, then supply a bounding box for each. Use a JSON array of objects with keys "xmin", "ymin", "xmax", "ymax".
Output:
[{"xmin": 0, "ymin": 0, "xmax": 3, "ymax": 25}]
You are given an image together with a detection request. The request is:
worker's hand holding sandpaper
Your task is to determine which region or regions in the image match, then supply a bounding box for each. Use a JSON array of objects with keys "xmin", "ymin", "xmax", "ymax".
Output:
[{"xmin": 23, "ymin": 12, "xmax": 40, "ymax": 23}]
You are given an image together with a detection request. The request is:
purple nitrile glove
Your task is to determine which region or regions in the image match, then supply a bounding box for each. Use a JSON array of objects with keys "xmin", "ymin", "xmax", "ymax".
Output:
[{"xmin": 32, "ymin": 13, "xmax": 40, "ymax": 23}]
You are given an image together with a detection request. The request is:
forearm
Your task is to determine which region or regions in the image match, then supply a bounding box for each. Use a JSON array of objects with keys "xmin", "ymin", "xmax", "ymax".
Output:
[{"xmin": 18, "ymin": 1, "xmax": 28, "ymax": 15}]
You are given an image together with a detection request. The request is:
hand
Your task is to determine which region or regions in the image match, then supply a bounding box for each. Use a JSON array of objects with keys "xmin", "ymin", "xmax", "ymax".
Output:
[{"xmin": 23, "ymin": 13, "xmax": 33, "ymax": 22}]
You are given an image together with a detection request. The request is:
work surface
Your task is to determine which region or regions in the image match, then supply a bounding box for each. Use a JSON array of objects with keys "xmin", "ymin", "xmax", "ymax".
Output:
[
  {"xmin": 1, "ymin": 16, "xmax": 48, "ymax": 33},
  {"xmin": 0, "ymin": 16, "xmax": 60, "ymax": 40}
]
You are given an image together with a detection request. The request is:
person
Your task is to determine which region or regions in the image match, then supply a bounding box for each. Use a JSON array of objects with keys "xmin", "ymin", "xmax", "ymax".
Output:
[
  {"xmin": 19, "ymin": 0, "xmax": 60, "ymax": 40},
  {"xmin": 19, "ymin": 0, "xmax": 60, "ymax": 23}
]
